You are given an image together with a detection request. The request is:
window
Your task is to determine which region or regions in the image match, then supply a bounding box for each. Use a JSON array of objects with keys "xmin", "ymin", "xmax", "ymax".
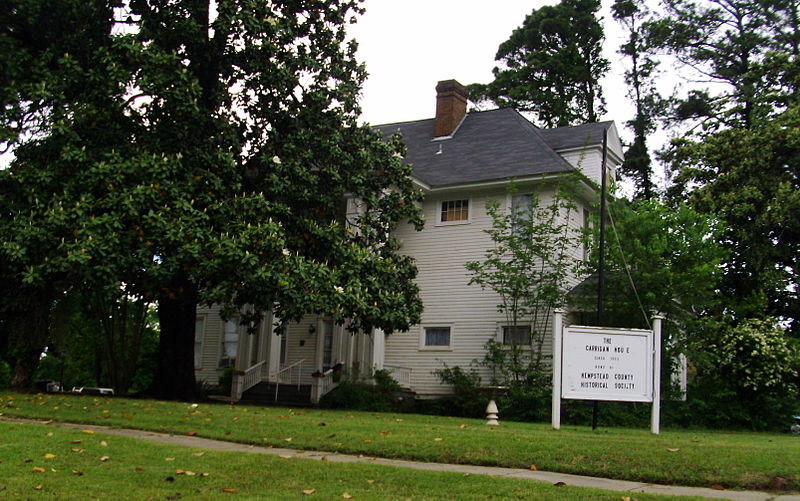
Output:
[
  {"xmin": 439, "ymin": 199, "xmax": 469, "ymax": 223},
  {"xmin": 510, "ymin": 193, "xmax": 533, "ymax": 232},
  {"xmin": 194, "ymin": 317, "xmax": 205, "ymax": 369},
  {"xmin": 220, "ymin": 319, "xmax": 239, "ymax": 368},
  {"xmin": 421, "ymin": 326, "xmax": 452, "ymax": 350},
  {"xmin": 502, "ymin": 325, "xmax": 531, "ymax": 346}
]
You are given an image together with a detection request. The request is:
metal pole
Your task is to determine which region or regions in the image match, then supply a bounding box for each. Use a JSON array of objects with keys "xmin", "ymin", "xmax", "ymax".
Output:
[{"xmin": 593, "ymin": 127, "xmax": 609, "ymax": 431}]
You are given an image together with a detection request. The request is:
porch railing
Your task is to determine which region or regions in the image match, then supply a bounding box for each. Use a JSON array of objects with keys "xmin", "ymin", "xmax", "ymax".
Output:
[
  {"xmin": 272, "ymin": 359, "xmax": 303, "ymax": 403},
  {"xmin": 311, "ymin": 367, "xmax": 338, "ymax": 404},
  {"xmin": 384, "ymin": 365, "xmax": 411, "ymax": 388},
  {"xmin": 231, "ymin": 360, "xmax": 267, "ymax": 402}
]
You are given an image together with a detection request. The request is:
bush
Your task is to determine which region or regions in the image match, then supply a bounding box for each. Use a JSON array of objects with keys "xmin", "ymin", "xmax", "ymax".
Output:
[
  {"xmin": 432, "ymin": 365, "xmax": 486, "ymax": 418},
  {"xmin": 319, "ymin": 369, "xmax": 402, "ymax": 412}
]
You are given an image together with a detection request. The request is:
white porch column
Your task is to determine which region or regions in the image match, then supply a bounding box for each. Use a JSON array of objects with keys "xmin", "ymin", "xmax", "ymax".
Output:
[{"xmin": 371, "ymin": 328, "xmax": 385, "ymax": 371}]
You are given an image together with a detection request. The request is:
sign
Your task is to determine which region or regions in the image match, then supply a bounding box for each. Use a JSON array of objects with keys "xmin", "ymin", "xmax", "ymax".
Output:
[{"xmin": 561, "ymin": 325, "xmax": 653, "ymax": 402}]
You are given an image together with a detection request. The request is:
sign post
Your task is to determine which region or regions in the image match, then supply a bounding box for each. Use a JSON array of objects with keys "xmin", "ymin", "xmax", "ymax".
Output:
[{"xmin": 552, "ymin": 313, "xmax": 663, "ymax": 434}]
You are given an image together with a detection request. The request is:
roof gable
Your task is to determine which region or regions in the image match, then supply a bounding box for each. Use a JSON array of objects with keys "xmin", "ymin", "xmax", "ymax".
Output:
[{"xmin": 375, "ymin": 108, "xmax": 576, "ymax": 188}]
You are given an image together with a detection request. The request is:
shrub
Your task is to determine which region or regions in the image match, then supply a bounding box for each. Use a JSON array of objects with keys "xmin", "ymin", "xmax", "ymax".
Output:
[
  {"xmin": 319, "ymin": 369, "xmax": 402, "ymax": 412},
  {"xmin": 432, "ymin": 365, "xmax": 486, "ymax": 418}
]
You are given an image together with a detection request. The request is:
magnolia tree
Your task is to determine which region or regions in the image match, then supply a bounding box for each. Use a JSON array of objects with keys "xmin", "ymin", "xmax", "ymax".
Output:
[
  {"xmin": 0, "ymin": 0, "xmax": 422, "ymax": 398},
  {"xmin": 466, "ymin": 179, "xmax": 583, "ymax": 386}
]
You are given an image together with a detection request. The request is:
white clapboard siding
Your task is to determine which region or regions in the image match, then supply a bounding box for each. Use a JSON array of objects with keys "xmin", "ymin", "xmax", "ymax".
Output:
[{"xmin": 388, "ymin": 184, "xmax": 577, "ymax": 396}]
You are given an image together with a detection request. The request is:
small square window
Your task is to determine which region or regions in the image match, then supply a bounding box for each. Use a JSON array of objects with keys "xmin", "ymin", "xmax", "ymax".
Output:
[
  {"xmin": 503, "ymin": 325, "xmax": 531, "ymax": 346},
  {"xmin": 440, "ymin": 199, "xmax": 469, "ymax": 222},
  {"xmin": 421, "ymin": 326, "xmax": 452, "ymax": 350}
]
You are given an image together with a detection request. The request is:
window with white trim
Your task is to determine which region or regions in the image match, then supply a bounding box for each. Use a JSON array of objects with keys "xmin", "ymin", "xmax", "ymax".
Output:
[
  {"xmin": 421, "ymin": 326, "xmax": 452, "ymax": 350},
  {"xmin": 502, "ymin": 325, "xmax": 532, "ymax": 346},
  {"xmin": 438, "ymin": 199, "xmax": 469, "ymax": 223},
  {"xmin": 219, "ymin": 319, "xmax": 239, "ymax": 368}
]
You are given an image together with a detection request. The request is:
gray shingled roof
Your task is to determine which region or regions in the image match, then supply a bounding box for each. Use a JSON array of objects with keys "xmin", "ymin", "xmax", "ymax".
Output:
[
  {"xmin": 539, "ymin": 121, "xmax": 614, "ymax": 151},
  {"xmin": 375, "ymin": 109, "xmax": 609, "ymax": 188}
]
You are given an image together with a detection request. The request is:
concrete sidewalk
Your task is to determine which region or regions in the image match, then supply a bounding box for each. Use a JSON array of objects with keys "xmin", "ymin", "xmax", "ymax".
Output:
[{"xmin": 4, "ymin": 417, "xmax": 799, "ymax": 501}]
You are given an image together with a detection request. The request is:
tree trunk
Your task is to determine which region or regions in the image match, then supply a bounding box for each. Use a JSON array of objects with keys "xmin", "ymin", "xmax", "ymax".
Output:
[{"xmin": 148, "ymin": 273, "xmax": 198, "ymax": 400}]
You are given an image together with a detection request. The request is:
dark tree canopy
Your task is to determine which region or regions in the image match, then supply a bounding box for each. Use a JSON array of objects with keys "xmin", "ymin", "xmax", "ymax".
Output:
[
  {"xmin": 612, "ymin": 0, "xmax": 663, "ymax": 200},
  {"xmin": 0, "ymin": 0, "xmax": 424, "ymax": 398},
  {"xmin": 469, "ymin": 0, "xmax": 609, "ymax": 128}
]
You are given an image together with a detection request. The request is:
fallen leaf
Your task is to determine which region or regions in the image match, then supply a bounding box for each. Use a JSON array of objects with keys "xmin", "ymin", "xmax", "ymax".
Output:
[
  {"xmin": 70, "ymin": 440, "xmax": 82, "ymax": 444},
  {"xmin": 554, "ymin": 481, "xmax": 566, "ymax": 487},
  {"xmin": 366, "ymin": 480, "xmax": 374, "ymax": 484},
  {"xmin": 666, "ymin": 448, "xmax": 679, "ymax": 452},
  {"xmin": 711, "ymin": 484, "xmax": 726, "ymax": 490},
  {"xmin": 622, "ymin": 497, "xmax": 631, "ymax": 501},
  {"xmin": 363, "ymin": 439, "xmax": 372, "ymax": 444},
  {"xmin": 165, "ymin": 457, "xmax": 176, "ymax": 461},
  {"xmin": 192, "ymin": 452, "xmax": 205, "ymax": 457},
  {"xmin": 284, "ymin": 437, "xmax": 292, "ymax": 442},
  {"xmin": 99, "ymin": 456, "xmax": 110, "ymax": 462},
  {"xmin": 529, "ymin": 464, "xmax": 538, "ymax": 471},
  {"xmin": 433, "ymin": 438, "xmax": 443, "ymax": 442},
  {"xmin": 44, "ymin": 453, "xmax": 56, "ymax": 459},
  {"xmin": 135, "ymin": 467, "xmax": 145, "ymax": 471},
  {"xmin": 71, "ymin": 448, "xmax": 84, "ymax": 453},
  {"xmin": 100, "ymin": 441, "xmax": 108, "ymax": 447},
  {"xmin": 176, "ymin": 469, "xmax": 185, "ymax": 475},
  {"xmin": 82, "ymin": 429, "xmax": 94, "ymax": 434},
  {"xmin": 46, "ymin": 432, "xmax": 53, "ymax": 437},
  {"xmin": 185, "ymin": 471, "xmax": 196, "ymax": 476},
  {"xmin": 380, "ymin": 431, "xmax": 390, "ymax": 436},
  {"xmin": 302, "ymin": 489, "xmax": 316, "ymax": 495},
  {"xmin": 328, "ymin": 433, "xmax": 337, "ymax": 438},
  {"xmin": 32, "ymin": 466, "xmax": 45, "ymax": 473},
  {"xmin": 222, "ymin": 487, "xmax": 236, "ymax": 493},
  {"xmin": 342, "ymin": 493, "xmax": 353, "ymax": 499},
  {"xmin": 72, "ymin": 470, "xmax": 84, "ymax": 476},
  {"xmin": 33, "ymin": 485, "xmax": 43, "ymax": 491},
  {"xmin": 200, "ymin": 472, "xmax": 210, "ymax": 477},
  {"xmin": 458, "ymin": 424, "xmax": 468, "ymax": 429},
  {"xmin": 186, "ymin": 430, "xmax": 197, "ymax": 436},
  {"xmin": 321, "ymin": 456, "xmax": 328, "ymax": 461}
]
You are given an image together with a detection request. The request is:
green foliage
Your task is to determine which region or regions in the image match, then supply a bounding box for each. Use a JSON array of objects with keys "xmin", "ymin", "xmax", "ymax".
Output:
[
  {"xmin": 575, "ymin": 198, "xmax": 725, "ymax": 338},
  {"xmin": 0, "ymin": 0, "xmax": 424, "ymax": 399},
  {"xmin": 469, "ymin": 0, "xmax": 608, "ymax": 127},
  {"xmin": 467, "ymin": 180, "xmax": 583, "ymax": 370},
  {"xmin": 667, "ymin": 105, "xmax": 800, "ymax": 332},
  {"xmin": 432, "ymin": 365, "xmax": 486, "ymax": 418},
  {"xmin": 319, "ymin": 369, "xmax": 402, "ymax": 412},
  {"xmin": 700, "ymin": 317, "xmax": 799, "ymax": 394},
  {"xmin": 611, "ymin": 0, "xmax": 664, "ymax": 200}
]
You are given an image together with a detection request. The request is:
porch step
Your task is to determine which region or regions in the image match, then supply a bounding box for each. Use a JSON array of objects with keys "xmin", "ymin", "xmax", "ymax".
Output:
[{"xmin": 239, "ymin": 382, "xmax": 313, "ymax": 407}]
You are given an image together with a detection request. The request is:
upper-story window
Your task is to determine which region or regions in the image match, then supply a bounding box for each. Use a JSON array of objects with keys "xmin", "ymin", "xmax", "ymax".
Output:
[{"xmin": 439, "ymin": 199, "xmax": 469, "ymax": 224}]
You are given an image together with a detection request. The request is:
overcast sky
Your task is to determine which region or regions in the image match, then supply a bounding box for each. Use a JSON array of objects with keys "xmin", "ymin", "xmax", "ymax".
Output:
[{"xmin": 349, "ymin": 0, "xmax": 632, "ymax": 129}]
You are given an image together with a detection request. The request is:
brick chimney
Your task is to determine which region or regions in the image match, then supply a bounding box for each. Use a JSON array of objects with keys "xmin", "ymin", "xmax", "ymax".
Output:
[{"xmin": 434, "ymin": 79, "xmax": 468, "ymax": 138}]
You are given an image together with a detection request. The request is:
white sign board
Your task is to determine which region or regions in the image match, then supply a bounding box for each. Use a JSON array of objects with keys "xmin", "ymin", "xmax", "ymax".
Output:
[{"xmin": 561, "ymin": 325, "xmax": 653, "ymax": 402}]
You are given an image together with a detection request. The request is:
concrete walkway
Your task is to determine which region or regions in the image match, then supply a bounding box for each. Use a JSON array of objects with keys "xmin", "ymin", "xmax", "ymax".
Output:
[{"xmin": 4, "ymin": 417, "xmax": 799, "ymax": 501}]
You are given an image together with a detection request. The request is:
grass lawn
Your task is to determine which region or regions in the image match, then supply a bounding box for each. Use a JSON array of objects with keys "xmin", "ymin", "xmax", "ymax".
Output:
[
  {"xmin": 1, "ymin": 392, "xmax": 797, "ymax": 493},
  {"xmin": 0, "ymin": 421, "xmax": 710, "ymax": 500}
]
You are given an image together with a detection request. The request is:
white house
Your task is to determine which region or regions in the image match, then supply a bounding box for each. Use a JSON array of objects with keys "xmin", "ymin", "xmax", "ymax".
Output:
[{"xmin": 193, "ymin": 80, "xmax": 623, "ymax": 404}]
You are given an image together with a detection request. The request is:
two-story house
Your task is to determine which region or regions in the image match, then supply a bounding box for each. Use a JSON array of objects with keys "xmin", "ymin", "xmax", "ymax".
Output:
[{"xmin": 193, "ymin": 79, "xmax": 623, "ymax": 404}]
